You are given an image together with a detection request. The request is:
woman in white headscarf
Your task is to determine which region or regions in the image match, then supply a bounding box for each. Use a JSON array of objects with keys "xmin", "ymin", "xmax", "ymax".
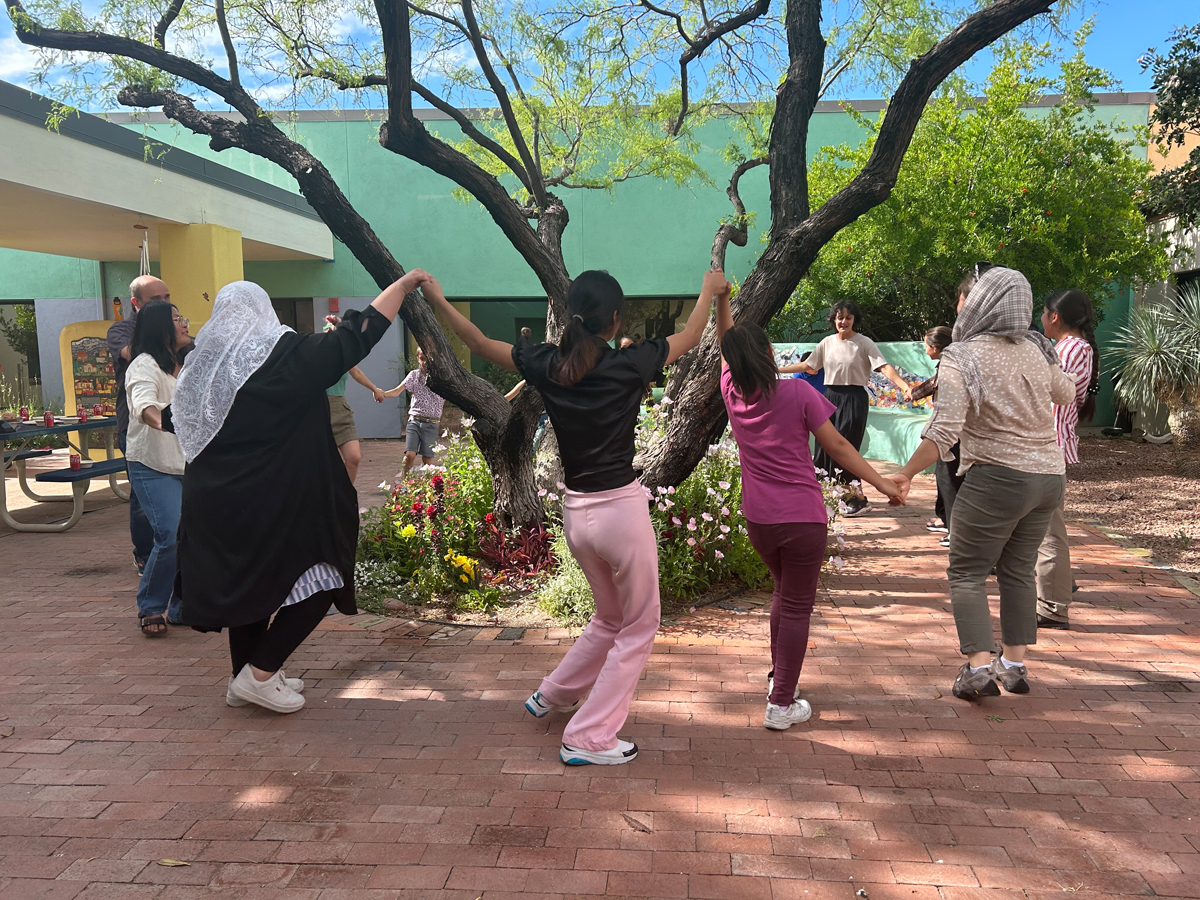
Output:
[
  {"xmin": 889, "ymin": 266, "xmax": 1076, "ymax": 703},
  {"xmin": 170, "ymin": 270, "xmax": 430, "ymax": 713}
]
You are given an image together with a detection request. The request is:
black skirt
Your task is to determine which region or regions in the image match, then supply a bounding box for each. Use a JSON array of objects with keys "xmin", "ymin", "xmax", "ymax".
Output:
[{"xmin": 814, "ymin": 384, "xmax": 868, "ymax": 485}]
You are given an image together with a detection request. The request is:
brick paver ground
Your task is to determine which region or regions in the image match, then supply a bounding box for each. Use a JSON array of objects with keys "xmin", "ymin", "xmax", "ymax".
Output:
[{"xmin": 1, "ymin": 442, "xmax": 1198, "ymax": 899}]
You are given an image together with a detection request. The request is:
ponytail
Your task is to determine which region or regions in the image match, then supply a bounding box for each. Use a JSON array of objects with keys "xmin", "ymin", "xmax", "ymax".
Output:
[
  {"xmin": 553, "ymin": 270, "xmax": 627, "ymax": 387},
  {"xmin": 1044, "ymin": 289, "xmax": 1099, "ymax": 423}
]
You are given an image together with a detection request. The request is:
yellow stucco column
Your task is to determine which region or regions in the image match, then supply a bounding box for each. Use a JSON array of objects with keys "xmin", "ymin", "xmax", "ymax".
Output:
[{"xmin": 157, "ymin": 223, "xmax": 244, "ymax": 330}]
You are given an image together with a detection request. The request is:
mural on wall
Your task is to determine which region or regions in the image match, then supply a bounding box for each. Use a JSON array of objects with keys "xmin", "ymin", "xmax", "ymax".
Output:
[{"xmin": 69, "ymin": 336, "xmax": 117, "ymax": 414}]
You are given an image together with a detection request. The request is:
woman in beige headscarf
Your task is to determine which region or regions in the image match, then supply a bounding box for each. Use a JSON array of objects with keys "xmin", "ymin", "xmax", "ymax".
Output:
[{"xmin": 890, "ymin": 265, "xmax": 1076, "ymax": 702}]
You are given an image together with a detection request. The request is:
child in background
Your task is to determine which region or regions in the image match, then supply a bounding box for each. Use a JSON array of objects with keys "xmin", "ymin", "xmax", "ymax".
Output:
[
  {"xmin": 383, "ymin": 347, "xmax": 447, "ymax": 473},
  {"xmin": 912, "ymin": 326, "xmax": 957, "ymax": 541}
]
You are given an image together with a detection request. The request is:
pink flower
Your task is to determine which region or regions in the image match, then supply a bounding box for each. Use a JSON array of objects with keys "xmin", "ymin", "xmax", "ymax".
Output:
[
  {"xmin": 715, "ymin": 550, "xmax": 724, "ymax": 559},
  {"xmin": 687, "ymin": 518, "xmax": 697, "ymax": 531},
  {"xmin": 701, "ymin": 512, "xmax": 713, "ymax": 522},
  {"xmin": 718, "ymin": 481, "xmax": 730, "ymax": 490},
  {"xmin": 721, "ymin": 507, "xmax": 730, "ymax": 517},
  {"xmin": 671, "ymin": 516, "xmax": 682, "ymax": 526},
  {"xmin": 687, "ymin": 537, "xmax": 696, "ymax": 547}
]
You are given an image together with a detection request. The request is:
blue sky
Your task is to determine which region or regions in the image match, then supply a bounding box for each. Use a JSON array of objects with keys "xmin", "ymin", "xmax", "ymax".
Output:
[{"xmin": 0, "ymin": 1, "xmax": 1193, "ymax": 102}]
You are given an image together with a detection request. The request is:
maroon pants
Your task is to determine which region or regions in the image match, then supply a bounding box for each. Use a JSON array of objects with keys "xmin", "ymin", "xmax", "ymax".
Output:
[{"xmin": 744, "ymin": 520, "xmax": 827, "ymax": 707}]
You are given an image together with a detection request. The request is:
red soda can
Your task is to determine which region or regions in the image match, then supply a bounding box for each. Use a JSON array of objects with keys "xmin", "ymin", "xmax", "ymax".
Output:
[
  {"xmin": 93, "ymin": 404, "xmax": 102, "ymax": 417},
  {"xmin": 69, "ymin": 453, "xmax": 81, "ymax": 470},
  {"xmin": 43, "ymin": 410, "xmax": 54, "ymax": 427},
  {"xmin": 77, "ymin": 407, "xmax": 88, "ymax": 423},
  {"xmin": 18, "ymin": 406, "xmax": 29, "ymax": 421}
]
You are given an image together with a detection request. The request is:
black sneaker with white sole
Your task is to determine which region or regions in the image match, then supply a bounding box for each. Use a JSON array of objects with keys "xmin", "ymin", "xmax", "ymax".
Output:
[{"xmin": 844, "ymin": 497, "xmax": 870, "ymax": 517}]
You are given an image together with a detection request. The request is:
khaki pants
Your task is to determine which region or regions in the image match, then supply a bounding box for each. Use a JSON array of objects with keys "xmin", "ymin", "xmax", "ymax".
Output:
[
  {"xmin": 947, "ymin": 465, "xmax": 1065, "ymax": 655},
  {"xmin": 1035, "ymin": 499, "xmax": 1072, "ymax": 622}
]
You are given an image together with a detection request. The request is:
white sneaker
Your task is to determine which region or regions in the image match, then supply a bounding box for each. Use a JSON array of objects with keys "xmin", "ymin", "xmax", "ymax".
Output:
[
  {"xmin": 764, "ymin": 700, "xmax": 813, "ymax": 730},
  {"xmin": 524, "ymin": 691, "xmax": 582, "ymax": 718},
  {"xmin": 766, "ymin": 671, "xmax": 802, "ymax": 702},
  {"xmin": 560, "ymin": 739, "xmax": 638, "ymax": 766},
  {"xmin": 226, "ymin": 671, "xmax": 305, "ymax": 707},
  {"xmin": 228, "ymin": 665, "xmax": 305, "ymax": 713}
]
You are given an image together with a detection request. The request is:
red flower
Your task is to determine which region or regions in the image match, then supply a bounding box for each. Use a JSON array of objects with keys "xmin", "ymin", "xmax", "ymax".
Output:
[
  {"xmin": 425, "ymin": 504, "xmax": 437, "ymax": 517},
  {"xmin": 485, "ymin": 513, "xmax": 496, "ymax": 525},
  {"xmin": 412, "ymin": 501, "xmax": 423, "ymax": 512}
]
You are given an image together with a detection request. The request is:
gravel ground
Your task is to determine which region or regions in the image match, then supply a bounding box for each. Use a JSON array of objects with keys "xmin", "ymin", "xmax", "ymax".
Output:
[{"xmin": 1068, "ymin": 435, "xmax": 1200, "ymax": 579}]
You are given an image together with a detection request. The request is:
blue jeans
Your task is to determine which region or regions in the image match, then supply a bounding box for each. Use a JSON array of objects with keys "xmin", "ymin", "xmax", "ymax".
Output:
[
  {"xmin": 126, "ymin": 460, "xmax": 183, "ymax": 622},
  {"xmin": 118, "ymin": 433, "xmax": 154, "ymax": 565}
]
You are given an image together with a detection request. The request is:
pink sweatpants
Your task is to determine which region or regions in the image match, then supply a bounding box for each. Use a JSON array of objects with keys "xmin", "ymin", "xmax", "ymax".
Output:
[{"xmin": 537, "ymin": 480, "xmax": 660, "ymax": 752}]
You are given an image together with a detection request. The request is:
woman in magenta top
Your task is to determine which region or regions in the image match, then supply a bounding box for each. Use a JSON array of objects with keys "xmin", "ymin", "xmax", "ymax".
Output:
[{"xmin": 716, "ymin": 290, "xmax": 904, "ymax": 730}]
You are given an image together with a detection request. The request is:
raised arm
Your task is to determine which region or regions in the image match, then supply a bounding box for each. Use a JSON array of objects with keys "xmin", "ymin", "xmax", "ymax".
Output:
[
  {"xmin": 371, "ymin": 269, "xmax": 432, "ymax": 322},
  {"xmin": 666, "ymin": 270, "xmax": 726, "ymax": 365},
  {"xmin": 504, "ymin": 380, "xmax": 527, "ymax": 401},
  {"xmin": 779, "ymin": 361, "xmax": 817, "ymax": 375},
  {"xmin": 715, "ymin": 289, "xmax": 734, "ymax": 368},
  {"xmin": 422, "ymin": 277, "xmax": 518, "ymax": 371}
]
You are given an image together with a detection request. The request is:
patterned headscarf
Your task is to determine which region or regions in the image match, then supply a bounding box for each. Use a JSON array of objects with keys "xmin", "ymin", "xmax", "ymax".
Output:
[
  {"xmin": 942, "ymin": 266, "xmax": 1058, "ymax": 411},
  {"xmin": 172, "ymin": 281, "xmax": 292, "ymax": 462}
]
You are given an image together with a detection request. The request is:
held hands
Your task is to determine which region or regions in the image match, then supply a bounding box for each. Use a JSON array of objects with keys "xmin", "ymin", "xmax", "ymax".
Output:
[
  {"xmin": 884, "ymin": 473, "xmax": 911, "ymax": 506},
  {"xmin": 396, "ymin": 268, "xmax": 433, "ymax": 295},
  {"xmin": 702, "ymin": 269, "xmax": 731, "ymax": 301},
  {"xmin": 902, "ymin": 385, "xmax": 914, "ymax": 403},
  {"xmin": 371, "ymin": 387, "xmax": 386, "ymax": 403}
]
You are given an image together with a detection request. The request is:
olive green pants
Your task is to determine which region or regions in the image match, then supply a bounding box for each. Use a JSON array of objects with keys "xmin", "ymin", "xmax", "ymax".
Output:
[{"xmin": 947, "ymin": 465, "xmax": 1065, "ymax": 655}]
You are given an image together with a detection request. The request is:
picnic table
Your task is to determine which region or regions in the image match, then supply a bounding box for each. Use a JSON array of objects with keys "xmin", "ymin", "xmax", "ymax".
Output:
[{"xmin": 1, "ymin": 417, "xmax": 129, "ymax": 533}]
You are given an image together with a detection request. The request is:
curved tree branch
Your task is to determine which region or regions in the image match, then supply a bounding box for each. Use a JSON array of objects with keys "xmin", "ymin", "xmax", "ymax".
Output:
[
  {"xmin": 153, "ymin": 0, "xmax": 186, "ymax": 49},
  {"xmin": 711, "ymin": 156, "xmax": 767, "ymax": 269}
]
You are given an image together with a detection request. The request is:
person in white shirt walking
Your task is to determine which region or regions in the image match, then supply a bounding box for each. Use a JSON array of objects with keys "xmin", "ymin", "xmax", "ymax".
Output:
[{"xmin": 124, "ymin": 300, "xmax": 191, "ymax": 636}]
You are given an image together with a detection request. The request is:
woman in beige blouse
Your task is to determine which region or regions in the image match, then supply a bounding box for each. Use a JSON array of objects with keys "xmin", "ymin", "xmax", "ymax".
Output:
[
  {"xmin": 890, "ymin": 266, "xmax": 1075, "ymax": 702},
  {"xmin": 781, "ymin": 300, "xmax": 913, "ymax": 516}
]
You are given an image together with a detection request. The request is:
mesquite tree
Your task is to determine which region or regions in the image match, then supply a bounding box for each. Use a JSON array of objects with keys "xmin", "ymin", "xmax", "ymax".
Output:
[{"xmin": 6, "ymin": 0, "xmax": 1058, "ymax": 519}]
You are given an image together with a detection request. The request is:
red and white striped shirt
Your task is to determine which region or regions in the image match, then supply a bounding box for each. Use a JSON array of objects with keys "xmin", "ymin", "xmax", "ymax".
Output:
[{"xmin": 1053, "ymin": 335, "xmax": 1093, "ymax": 465}]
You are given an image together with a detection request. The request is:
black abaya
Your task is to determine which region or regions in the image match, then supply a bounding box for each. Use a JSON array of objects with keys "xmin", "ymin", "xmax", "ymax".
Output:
[{"xmin": 176, "ymin": 306, "xmax": 390, "ymax": 631}]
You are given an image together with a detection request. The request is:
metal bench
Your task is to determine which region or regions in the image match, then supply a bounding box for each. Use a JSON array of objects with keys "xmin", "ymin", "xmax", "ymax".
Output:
[{"xmin": 3, "ymin": 458, "xmax": 132, "ymax": 533}]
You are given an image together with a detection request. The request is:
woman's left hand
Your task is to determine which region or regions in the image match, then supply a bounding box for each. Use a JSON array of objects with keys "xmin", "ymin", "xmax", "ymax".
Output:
[
  {"xmin": 371, "ymin": 387, "xmax": 386, "ymax": 403},
  {"xmin": 901, "ymin": 385, "xmax": 914, "ymax": 402}
]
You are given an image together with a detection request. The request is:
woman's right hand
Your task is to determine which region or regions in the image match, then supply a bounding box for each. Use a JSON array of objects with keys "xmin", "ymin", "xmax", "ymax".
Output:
[
  {"xmin": 701, "ymin": 269, "xmax": 730, "ymax": 298},
  {"xmin": 883, "ymin": 473, "xmax": 911, "ymax": 505},
  {"xmin": 397, "ymin": 269, "xmax": 432, "ymax": 294}
]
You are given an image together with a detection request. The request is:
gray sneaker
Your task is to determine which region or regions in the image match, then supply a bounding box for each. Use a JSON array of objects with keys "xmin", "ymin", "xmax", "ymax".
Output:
[
  {"xmin": 952, "ymin": 662, "xmax": 1000, "ymax": 701},
  {"xmin": 990, "ymin": 657, "xmax": 1030, "ymax": 694}
]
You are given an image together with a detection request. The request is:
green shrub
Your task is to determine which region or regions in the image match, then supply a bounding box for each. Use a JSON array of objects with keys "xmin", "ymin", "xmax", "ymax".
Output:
[{"xmin": 537, "ymin": 533, "xmax": 595, "ymax": 624}]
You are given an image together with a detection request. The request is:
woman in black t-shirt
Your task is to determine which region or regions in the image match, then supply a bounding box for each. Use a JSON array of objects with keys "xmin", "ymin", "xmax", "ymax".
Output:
[{"xmin": 426, "ymin": 269, "xmax": 727, "ymax": 766}]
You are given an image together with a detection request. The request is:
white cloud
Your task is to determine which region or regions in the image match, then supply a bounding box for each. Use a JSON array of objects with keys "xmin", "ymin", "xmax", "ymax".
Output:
[{"xmin": 0, "ymin": 34, "xmax": 38, "ymax": 82}]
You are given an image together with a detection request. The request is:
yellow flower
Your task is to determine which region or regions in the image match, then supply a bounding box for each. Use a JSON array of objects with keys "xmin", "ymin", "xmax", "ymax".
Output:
[
  {"xmin": 400, "ymin": 524, "xmax": 416, "ymax": 538},
  {"xmin": 460, "ymin": 574, "xmax": 468, "ymax": 582}
]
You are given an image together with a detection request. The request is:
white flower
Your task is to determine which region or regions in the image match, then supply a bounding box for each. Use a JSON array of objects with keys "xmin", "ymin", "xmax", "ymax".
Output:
[
  {"xmin": 661, "ymin": 396, "xmax": 674, "ymax": 405},
  {"xmin": 432, "ymin": 443, "xmax": 446, "ymax": 453},
  {"xmin": 707, "ymin": 487, "xmax": 717, "ymax": 496},
  {"xmin": 358, "ymin": 507, "xmax": 368, "ymax": 515},
  {"xmin": 379, "ymin": 482, "xmax": 392, "ymax": 492},
  {"xmin": 538, "ymin": 488, "xmax": 547, "ymax": 497},
  {"xmin": 715, "ymin": 550, "xmax": 725, "ymax": 559},
  {"xmin": 689, "ymin": 606, "xmax": 696, "ymax": 613},
  {"xmin": 825, "ymin": 505, "xmax": 836, "ymax": 518},
  {"xmin": 738, "ymin": 525, "xmax": 747, "ymax": 534},
  {"xmin": 672, "ymin": 516, "xmax": 682, "ymax": 526},
  {"xmin": 664, "ymin": 499, "xmax": 675, "ymax": 508},
  {"xmin": 721, "ymin": 507, "xmax": 730, "ymax": 517},
  {"xmin": 702, "ymin": 512, "xmax": 714, "ymax": 522},
  {"xmin": 441, "ymin": 429, "xmax": 449, "ymax": 438},
  {"xmin": 548, "ymin": 493, "xmax": 558, "ymax": 502},
  {"xmin": 718, "ymin": 481, "xmax": 730, "ymax": 490},
  {"xmin": 720, "ymin": 524, "xmax": 731, "ymax": 534},
  {"xmin": 829, "ymin": 555, "xmax": 846, "ymax": 570},
  {"xmin": 686, "ymin": 537, "xmax": 696, "ymax": 546},
  {"xmin": 394, "ymin": 472, "xmax": 405, "ymax": 481},
  {"xmin": 461, "ymin": 416, "xmax": 476, "ymax": 428}
]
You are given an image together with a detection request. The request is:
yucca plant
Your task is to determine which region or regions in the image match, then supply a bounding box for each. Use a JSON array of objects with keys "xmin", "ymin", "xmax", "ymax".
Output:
[{"xmin": 1108, "ymin": 282, "xmax": 1200, "ymax": 474}]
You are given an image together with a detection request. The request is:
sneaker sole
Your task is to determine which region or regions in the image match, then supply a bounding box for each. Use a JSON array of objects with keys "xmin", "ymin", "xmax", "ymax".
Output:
[
  {"xmin": 953, "ymin": 681, "xmax": 1001, "ymax": 701},
  {"xmin": 844, "ymin": 507, "xmax": 870, "ymax": 518},
  {"xmin": 999, "ymin": 678, "xmax": 1030, "ymax": 694},
  {"xmin": 229, "ymin": 686, "xmax": 305, "ymax": 714},
  {"xmin": 525, "ymin": 698, "xmax": 551, "ymax": 718},
  {"xmin": 560, "ymin": 745, "xmax": 637, "ymax": 765},
  {"xmin": 764, "ymin": 714, "xmax": 812, "ymax": 730}
]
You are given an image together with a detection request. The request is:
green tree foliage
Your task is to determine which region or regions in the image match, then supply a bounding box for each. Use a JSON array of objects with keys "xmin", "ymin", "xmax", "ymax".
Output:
[
  {"xmin": 773, "ymin": 45, "xmax": 1169, "ymax": 341},
  {"xmin": 1143, "ymin": 21, "xmax": 1200, "ymax": 227},
  {"xmin": 0, "ymin": 304, "xmax": 41, "ymax": 378}
]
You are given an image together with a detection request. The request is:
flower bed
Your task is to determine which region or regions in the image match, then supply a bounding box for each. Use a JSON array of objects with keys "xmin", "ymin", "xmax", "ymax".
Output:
[{"xmin": 356, "ymin": 410, "xmax": 849, "ymax": 623}]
